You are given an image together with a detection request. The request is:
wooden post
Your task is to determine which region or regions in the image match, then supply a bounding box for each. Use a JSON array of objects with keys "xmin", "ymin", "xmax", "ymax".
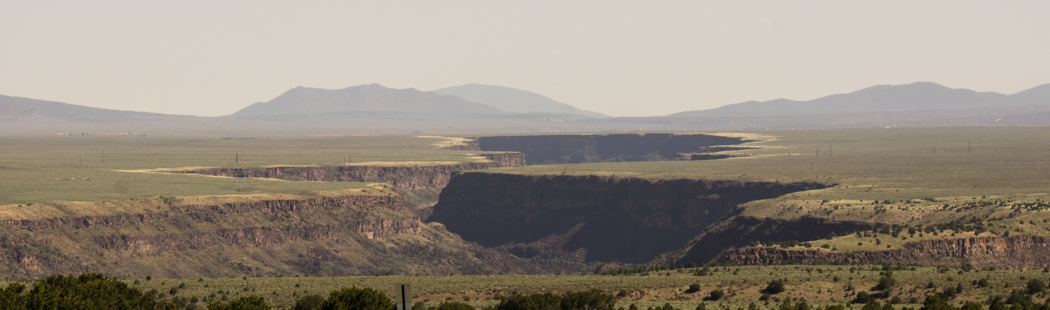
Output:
[{"xmin": 397, "ymin": 284, "xmax": 411, "ymax": 310}]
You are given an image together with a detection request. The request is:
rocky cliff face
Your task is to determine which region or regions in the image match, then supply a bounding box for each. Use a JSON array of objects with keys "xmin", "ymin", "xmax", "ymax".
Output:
[
  {"xmin": 0, "ymin": 191, "xmax": 557, "ymax": 281},
  {"xmin": 477, "ymin": 133, "xmax": 745, "ymax": 165},
  {"xmin": 169, "ymin": 153, "xmax": 524, "ymax": 190},
  {"xmin": 429, "ymin": 172, "xmax": 827, "ymax": 264},
  {"xmin": 721, "ymin": 235, "xmax": 1050, "ymax": 269},
  {"xmin": 671, "ymin": 216, "xmax": 875, "ymax": 265}
]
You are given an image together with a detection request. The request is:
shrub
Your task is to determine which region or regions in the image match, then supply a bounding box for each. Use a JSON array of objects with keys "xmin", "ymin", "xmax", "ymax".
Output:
[
  {"xmin": 1026, "ymin": 279, "xmax": 1046, "ymax": 295},
  {"xmin": 15, "ymin": 273, "xmax": 160, "ymax": 310},
  {"xmin": 321, "ymin": 287, "xmax": 394, "ymax": 310},
  {"xmin": 294, "ymin": 294, "xmax": 325, "ymax": 310},
  {"xmin": 852, "ymin": 292, "xmax": 872, "ymax": 304},
  {"xmin": 921, "ymin": 295, "xmax": 955, "ymax": 310},
  {"xmin": 686, "ymin": 284, "xmax": 701, "ymax": 294},
  {"xmin": 873, "ymin": 276, "xmax": 896, "ymax": 291},
  {"xmin": 762, "ymin": 279, "xmax": 786, "ymax": 294},
  {"xmin": 561, "ymin": 289, "xmax": 615, "ymax": 310},
  {"xmin": 432, "ymin": 301, "xmax": 476, "ymax": 310},
  {"xmin": 705, "ymin": 290, "xmax": 724, "ymax": 301}
]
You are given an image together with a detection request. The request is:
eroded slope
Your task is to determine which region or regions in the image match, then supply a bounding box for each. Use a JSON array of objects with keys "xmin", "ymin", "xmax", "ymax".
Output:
[{"xmin": 0, "ymin": 187, "xmax": 560, "ymax": 281}]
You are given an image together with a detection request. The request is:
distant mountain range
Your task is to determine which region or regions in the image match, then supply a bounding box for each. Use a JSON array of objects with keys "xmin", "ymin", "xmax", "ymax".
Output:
[
  {"xmin": 231, "ymin": 84, "xmax": 506, "ymax": 117},
  {"xmin": 671, "ymin": 82, "xmax": 1050, "ymax": 118},
  {"xmin": 3, "ymin": 82, "xmax": 1050, "ymax": 133},
  {"xmin": 640, "ymin": 82, "xmax": 1050, "ymax": 129},
  {"xmin": 0, "ymin": 94, "xmax": 186, "ymax": 123},
  {"xmin": 430, "ymin": 84, "xmax": 606, "ymax": 118}
]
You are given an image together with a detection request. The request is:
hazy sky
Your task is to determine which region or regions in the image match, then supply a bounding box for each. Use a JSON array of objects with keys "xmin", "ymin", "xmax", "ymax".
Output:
[{"xmin": 2, "ymin": 1, "xmax": 1048, "ymax": 117}]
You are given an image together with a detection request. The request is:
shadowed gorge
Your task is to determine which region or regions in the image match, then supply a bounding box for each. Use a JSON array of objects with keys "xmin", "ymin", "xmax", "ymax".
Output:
[
  {"xmin": 476, "ymin": 133, "xmax": 746, "ymax": 165},
  {"xmin": 428, "ymin": 172, "xmax": 828, "ymax": 264}
]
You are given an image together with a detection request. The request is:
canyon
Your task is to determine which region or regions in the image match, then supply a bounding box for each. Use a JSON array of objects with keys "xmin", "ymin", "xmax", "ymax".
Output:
[
  {"xmin": 0, "ymin": 190, "xmax": 561, "ymax": 281},
  {"xmin": 428, "ymin": 172, "xmax": 828, "ymax": 264},
  {"xmin": 4, "ymin": 132, "xmax": 1038, "ymax": 280}
]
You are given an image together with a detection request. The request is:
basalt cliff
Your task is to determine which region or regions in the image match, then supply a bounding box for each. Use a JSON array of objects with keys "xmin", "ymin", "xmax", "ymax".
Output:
[
  {"xmin": 428, "ymin": 172, "xmax": 828, "ymax": 264},
  {"xmin": 0, "ymin": 190, "xmax": 555, "ymax": 281},
  {"xmin": 475, "ymin": 133, "xmax": 746, "ymax": 164},
  {"xmin": 722, "ymin": 235, "xmax": 1050, "ymax": 269},
  {"xmin": 168, "ymin": 153, "xmax": 525, "ymax": 191}
]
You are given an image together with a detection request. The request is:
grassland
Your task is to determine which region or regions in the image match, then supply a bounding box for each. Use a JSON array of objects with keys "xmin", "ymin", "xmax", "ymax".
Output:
[
  {"xmin": 0, "ymin": 134, "xmax": 480, "ymax": 205},
  {"xmin": 485, "ymin": 128, "xmax": 1050, "ymax": 199},
  {"xmin": 106, "ymin": 265, "xmax": 1050, "ymax": 309},
  {"xmin": 4, "ymin": 128, "xmax": 1050, "ymax": 308}
]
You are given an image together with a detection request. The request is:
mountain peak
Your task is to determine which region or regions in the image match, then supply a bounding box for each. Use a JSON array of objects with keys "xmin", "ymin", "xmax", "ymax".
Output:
[
  {"xmin": 671, "ymin": 82, "xmax": 1023, "ymax": 118},
  {"xmin": 430, "ymin": 84, "xmax": 607, "ymax": 118},
  {"xmin": 231, "ymin": 84, "xmax": 506, "ymax": 117}
]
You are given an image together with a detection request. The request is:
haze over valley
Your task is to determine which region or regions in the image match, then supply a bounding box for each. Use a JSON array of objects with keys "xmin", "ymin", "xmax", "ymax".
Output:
[
  {"xmin": 3, "ymin": 2, "xmax": 1050, "ymax": 309},
  {"xmin": 3, "ymin": 81, "xmax": 1049, "ymax": 134}
]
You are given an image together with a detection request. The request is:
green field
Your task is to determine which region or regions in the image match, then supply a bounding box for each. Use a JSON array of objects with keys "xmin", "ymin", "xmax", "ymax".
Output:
[{"xmin": 0, "ymin": 134, "xmax": 478, "ymax": 205}]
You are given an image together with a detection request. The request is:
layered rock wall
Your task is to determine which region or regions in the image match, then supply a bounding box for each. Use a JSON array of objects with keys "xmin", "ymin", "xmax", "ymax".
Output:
[
  {"xmin": 0, "ymin": 192, "xmax": 546, "ymax": 280},
  {"xmin": 429, "ymin": 172, "xmax": 827, "ymax": 264},
  {"xmin": 722, "ymin": 235, "xmax": 1050, "ymax": 269},
  {"xmin": 171, "ymin": 153, "xmax": 524, "ymax": 190},
  {"xmin": 477, "ymin": 133, "xmax": 745, "ymax": 165}
]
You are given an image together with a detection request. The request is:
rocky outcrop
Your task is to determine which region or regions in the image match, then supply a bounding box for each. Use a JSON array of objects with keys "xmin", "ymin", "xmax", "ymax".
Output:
[
  {"xmin": 477, "ymin": 133, "xmax": 746, "ymax": 165},
  {"xmin": 721, "ymin": 235, "xmax": 1050, "ymax": 269},
  {"xmin": 438, "ymin": 139, "xmax": 480, "ymax": 151},
  {"xmin": 0, "ymin": 191, "xmax": 557, "ymax": 281},
  {"xmin": 672, "ymin": 216, "xmax": 875, "ymax": 265},
  {"xmin": 169, "ymin": 153, "xmax": 524, "ymax": 190},
  {"xmin": 429, "ymin": 172, "xmax": 828, "ymax": 264}
]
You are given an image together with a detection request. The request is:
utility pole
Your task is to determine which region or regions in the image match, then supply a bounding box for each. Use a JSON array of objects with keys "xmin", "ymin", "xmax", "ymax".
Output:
[{"xmin": 236, "ymin": 153, "xmax": 239, "ymax": 164}]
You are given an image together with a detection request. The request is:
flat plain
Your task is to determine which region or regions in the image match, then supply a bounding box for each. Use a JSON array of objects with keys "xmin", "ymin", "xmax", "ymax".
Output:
[{"xmin": 0, "ymin": 134, "xmax": 479, "ymax": 205}]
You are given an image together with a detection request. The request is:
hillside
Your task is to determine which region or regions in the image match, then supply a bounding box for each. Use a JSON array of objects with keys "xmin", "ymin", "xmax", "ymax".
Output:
[
  {"xmin": 231, "ymin": 84, "xmax": 507, "ymax": 117},
  {"xmin": 647, "ymin": 82, "xmax": 1050, "ymax": 131},
  {"xmin": 0, "ymin": 94, "xmax": 186, "ymax": 123},
  {"xmin": 431, "ymin": 83, "xmax": 606, "ymax": 118}
]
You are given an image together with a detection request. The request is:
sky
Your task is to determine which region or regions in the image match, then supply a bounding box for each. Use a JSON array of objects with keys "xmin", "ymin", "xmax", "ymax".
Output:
[{"xmin": 2, "ymin": 1, "xmax": 1048, "ymax": 117}]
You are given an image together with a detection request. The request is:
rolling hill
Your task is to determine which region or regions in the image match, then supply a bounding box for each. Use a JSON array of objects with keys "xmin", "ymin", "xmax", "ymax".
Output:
[
  {"xmin": 625, "ymin": 82, "xmax": 1050, "ymax": 129},
  {"xmin": 0, "ymin": 94, "xmax": 184, "ymax": 123},
  {"xmin": 230, "ymin": 84, "xmax": 507, "ymax": 117},
  {"xmin": 431, "ymin": 83, "xmax": 606, "ymax": 118},
  {"xmin": 671, "ymin": 82, "xmax": 1050, "ymax": 118}
]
